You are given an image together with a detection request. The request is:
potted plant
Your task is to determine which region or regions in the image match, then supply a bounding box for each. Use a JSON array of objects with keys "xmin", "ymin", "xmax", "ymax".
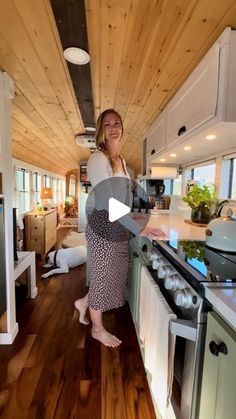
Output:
[{"xmin": 182, "ymin": 184, "xmax": 219, "ymax": 224}]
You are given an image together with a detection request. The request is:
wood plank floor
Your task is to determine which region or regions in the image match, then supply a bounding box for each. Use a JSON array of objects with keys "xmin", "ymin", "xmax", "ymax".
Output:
[{"xmin": 0, "ymin": 227, "xmax": 156, "ymax": 419}]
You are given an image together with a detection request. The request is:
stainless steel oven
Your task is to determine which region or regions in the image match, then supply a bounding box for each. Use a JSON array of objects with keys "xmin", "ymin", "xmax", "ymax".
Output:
[{"xmin": 142, "ymin": 238, "xmax": 236, "ymax": 419}]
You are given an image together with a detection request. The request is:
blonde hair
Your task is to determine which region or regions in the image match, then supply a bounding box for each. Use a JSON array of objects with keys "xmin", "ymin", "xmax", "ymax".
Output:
[
  {"xmin": 95, "ymin": 109, "xmax": 124, "ymax": 172},
  {"xmin": 96, "ymin": 109, "xmax": 123, "ymax": 150}
]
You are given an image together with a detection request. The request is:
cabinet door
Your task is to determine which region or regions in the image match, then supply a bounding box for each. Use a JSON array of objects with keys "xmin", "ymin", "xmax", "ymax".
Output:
[
  {"xmin": 166, "ymin": 43, "xmax": 220, "ymax": 146},
  {"xmin": 146, "ymin": 110, "xmax": 166, "ymax": 161},
  {"xmin": 199, "ymin": 311, "xmax": 236, "ymax": 419}
]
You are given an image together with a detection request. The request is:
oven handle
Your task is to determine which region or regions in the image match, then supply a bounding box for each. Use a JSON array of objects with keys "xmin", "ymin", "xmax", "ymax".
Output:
[{"xmin": 170, "ymin": 319, "xmax": 197, "ymax": 342}]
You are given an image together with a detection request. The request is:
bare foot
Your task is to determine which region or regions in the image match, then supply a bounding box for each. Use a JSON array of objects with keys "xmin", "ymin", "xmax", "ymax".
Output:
[
  {"xmin": 92, "ymin": 327, "xmax": 122, "ymax": 347},
  {"xmin": 74, "ymin": 299, "xmax": 89, "ymax": 325}
]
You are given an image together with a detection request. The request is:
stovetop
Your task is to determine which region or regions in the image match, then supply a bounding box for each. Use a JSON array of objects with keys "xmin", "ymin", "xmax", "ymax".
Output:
[{"xmin": 153, "ymin": 239, "xmax": 236, "ymax": 284}]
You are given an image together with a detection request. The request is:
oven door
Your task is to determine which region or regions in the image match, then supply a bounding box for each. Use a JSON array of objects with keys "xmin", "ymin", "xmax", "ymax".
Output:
[{"xmin": 169, "ymin": 319, "xmax": 206, "ymax": 419}]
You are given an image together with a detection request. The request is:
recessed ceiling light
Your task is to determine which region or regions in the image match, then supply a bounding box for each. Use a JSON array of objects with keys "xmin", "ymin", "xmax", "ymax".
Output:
[
  {"xmin": 63, "ymin": 47, "xmax": 90, "ymax": 65},
  {"xmin": 85, "ymin": 126, "xmax": 96, "ymax": 132},
  {"xmin": 160, "ymin": 158, "xmax": 166, "ymax": 162},
  {"xmin": 206, "ymin": 134, "xmax": 216, "ymax": 140},
  {"xmin": 170, "ymin": 153, "xmax": 176, "ymax": 157},
  {"xmin": 184, "ymin": 146, "xmax": 192, "ymax": 150}
]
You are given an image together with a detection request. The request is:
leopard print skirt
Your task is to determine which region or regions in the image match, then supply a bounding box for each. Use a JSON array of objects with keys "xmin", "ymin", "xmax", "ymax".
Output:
[{"xmin": 85, "ymin": 209, "xmax": 129, "ymax": 311}]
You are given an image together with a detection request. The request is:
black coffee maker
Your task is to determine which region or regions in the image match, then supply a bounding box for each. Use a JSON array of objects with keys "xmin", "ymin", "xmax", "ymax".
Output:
[
  {"xmin": 149, "ymin": 179, "xmax": 165, "ymax": 198},
  {"xmin": 138, "ymin": 179, "xmax": 165, "ymax": 212}
]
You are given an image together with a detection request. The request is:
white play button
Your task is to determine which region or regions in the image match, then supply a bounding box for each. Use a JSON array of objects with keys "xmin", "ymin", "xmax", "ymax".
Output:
[{"xmin": 108, "ymin": 197, "xmax": 131, "ymax": 222}]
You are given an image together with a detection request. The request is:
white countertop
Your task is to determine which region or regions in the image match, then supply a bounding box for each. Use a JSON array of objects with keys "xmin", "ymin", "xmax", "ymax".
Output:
[
  {"xmin": 131, "ymin": 212, "xmax": 236, "ymax": 331},
  {"xmin": 204, "ymin": 285, "xmax": 236, "ymax": 332},
  {"xmin": 131, "ymin": 212, "xmax": 206, "ymax": 241}
]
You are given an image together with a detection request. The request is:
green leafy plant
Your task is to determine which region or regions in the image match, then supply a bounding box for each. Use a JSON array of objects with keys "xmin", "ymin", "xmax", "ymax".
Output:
[
  {"xmin": 180, "ymin": 240, "xmax": 205, "ymax": 261},
  {"xmin": 182, "ymin": 184, "xmax": 219, "ymax": 211}
]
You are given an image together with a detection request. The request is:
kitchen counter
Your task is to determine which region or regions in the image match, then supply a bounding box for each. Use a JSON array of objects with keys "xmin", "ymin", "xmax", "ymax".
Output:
[
  {"xmin": 131, "ymin": 212, "xmax": 236, "ymax": 333},
  {"xmin": 131, "ymin": 212, "xmax": 206, "ymax": 241},
  {"xmin": 204, "ymin": 285, "xmax": 236, "ymax": 332}
]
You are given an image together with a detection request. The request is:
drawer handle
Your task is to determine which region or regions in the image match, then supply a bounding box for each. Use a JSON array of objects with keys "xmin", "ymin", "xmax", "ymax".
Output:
[
  {"xmin": 178, "ymin": 125, "xmax": 186, "ymax": 136},
  {"xmin": 209, "ymin": 340, "xmax": 228, "ymax": 356},
  {"xmin": 34, "ymin": 227, "xmax": 38, "ymax": 230},
  {"xmin": 151, "ymin": 149, "xmax": 156, "ymax": 155},
  {"xmin": 132, "ymin": 251, "xmax": 139, "ymax": 258}
]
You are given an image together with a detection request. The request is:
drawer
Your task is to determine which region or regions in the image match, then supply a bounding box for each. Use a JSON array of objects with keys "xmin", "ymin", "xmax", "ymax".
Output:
[
  {"xmin": 30, "ymin": 215, "xmax": 44, "ymax": 227},
  {"xmin": 30, "ymin": 226, "xmax": 43, "ymax": 238},
  {"xmin": 29, "ymin": 238, "xmax": 42, "ymax": 253}
]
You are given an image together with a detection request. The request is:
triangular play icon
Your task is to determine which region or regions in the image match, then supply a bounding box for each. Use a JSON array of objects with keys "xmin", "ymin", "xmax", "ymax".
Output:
[{"xmin": 108, "ymin": 198, "xmax": 131, "ymax": 222}]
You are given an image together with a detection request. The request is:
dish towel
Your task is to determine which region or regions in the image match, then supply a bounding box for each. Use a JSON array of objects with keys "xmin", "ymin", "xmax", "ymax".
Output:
[
  {"xmin": 140, "ymin": 266, "xmax": 177, "ymax": 418},
  {"xmin": 139, "ymin": 265, "xmax": 152, "ymax": 348}
]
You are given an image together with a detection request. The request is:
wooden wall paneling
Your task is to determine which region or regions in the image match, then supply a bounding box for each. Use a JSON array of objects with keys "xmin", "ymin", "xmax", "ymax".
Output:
[
  {"xmin": 13, "ymin": 0, "xmax": 85, "ymax": 134},
  {"xmin": 13, "ymin": 99, "xmax": 78, "ymax": 168},
  {"xmin": 123, "ymin": 0, "xmax": 236, "ymax": 163},
  {"xmin": 0, "ymin": 39, "xmax": 80, "ymax": 170},
  {"xmin": 0, "ymin": 0, "xmax": 85, "ymax": 173},
  {"xmin": 14, "ymin": 86, "xmax": 84, "ymax": 164},
  {"xmin": 12, "ymin": 142, "xmax": 66, "ymax": 175},
  {"xmin": 12, "ymin": 103, "xmax": 63, "ymax": 156},
  {"xmin": 12, "ymin": 129, "xmax": 68, "ymax": 171},
  {"xmin": 99, "ymin": 0, "xmax": 130, "ymax": 112},
  {"xmin": 120, "ymin": 0, "xmax": 197, "ymax": 150},
  {"xmin": 113, "ymin": 1, "xmax": 163, "ymax": 118}
]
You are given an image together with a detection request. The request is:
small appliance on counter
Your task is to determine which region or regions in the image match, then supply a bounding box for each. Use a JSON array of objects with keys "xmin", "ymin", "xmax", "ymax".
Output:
[{"xmin": 206, "ymin": 207, "xmax": 236, "ymax": 253}]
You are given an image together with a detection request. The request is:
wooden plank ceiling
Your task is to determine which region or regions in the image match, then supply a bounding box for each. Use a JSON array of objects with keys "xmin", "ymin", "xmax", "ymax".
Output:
[{"xmin": 1, "ymin": 0, "xmax": 236, "ymax": 176}]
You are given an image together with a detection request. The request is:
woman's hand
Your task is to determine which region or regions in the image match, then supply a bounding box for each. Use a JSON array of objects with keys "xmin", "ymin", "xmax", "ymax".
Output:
[{"xmin": 140, "ymin": 226, "xmax": 167, "ymax": 238}]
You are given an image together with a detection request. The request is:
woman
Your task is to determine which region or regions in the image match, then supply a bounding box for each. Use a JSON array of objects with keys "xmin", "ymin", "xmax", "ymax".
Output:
[{"xmin": 75, "ymin": 109, "xmax": 132, "ymax": 348}]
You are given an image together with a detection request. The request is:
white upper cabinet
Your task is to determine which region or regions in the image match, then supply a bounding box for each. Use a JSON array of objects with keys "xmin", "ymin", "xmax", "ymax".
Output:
[
  {"xmin": 145, "ymin": 27, "xmax": 236, "ymax": 166},
  {"xmin": 166, "ymin": 43, "xmax": 220, "ymax": 146},
  {"xmin": 146, "ymin": 110, "xmax": 166, "ymax": 160}
]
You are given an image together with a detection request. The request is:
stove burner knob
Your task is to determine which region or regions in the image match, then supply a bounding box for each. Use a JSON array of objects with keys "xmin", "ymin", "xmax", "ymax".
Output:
[
  {"xmin": 152, "ymin": 256, "xmax": 165, "ymax": 270},
  {"xmin": 158, "ymin": 264, "xmax": 175, "ymax": 279},
  {"xmin": 149, "ymin": 250, "xmax": 161, "ymax": 261},
  {"xmin": 164, "ymin": 274, "xmax": 182, "ymax": 290},
  {"xmin": 174, "ymin": 289, "xmax": 193, "ymax": 308}
]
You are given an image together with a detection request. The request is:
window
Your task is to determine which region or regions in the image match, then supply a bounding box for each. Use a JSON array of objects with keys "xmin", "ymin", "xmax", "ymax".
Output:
[
  {"xmin": 185, "ymin": 160, "xmax": 216, "ymax": 191},
  {"xmin": 172, "ymin": 174, "xmax": 182, "ymax": 195},
  {"xmin": 43, "ymin": 175, "xmax": 51, "ymax": 188},
  {"xmin": 230, "ymin": 158, "xmax": 236, "ymax": 198},
  {"xmin": 17, "ymin": 169, "xmax": 30, "ymax": 213},
  {"xmin": 220, "ymin": 155, "xmax": 236, "ymax": 199},
  {"xmin": 61, "ymin": 180, "xmax": 66, "ymax": 202},
  {"xmin": 52, "ymin": 178, "xmax": 57, "ymax": 203},
  {"xmin": 33, "ymin": 172, "xmax": 41, "ymax": 206},
  {"xmin": 192, "ymin": 163, "xmax": 216, "ymax": 191},
  {"xmin": 69, "ymin": 174, "xmax": 76, "ymax": 197}
]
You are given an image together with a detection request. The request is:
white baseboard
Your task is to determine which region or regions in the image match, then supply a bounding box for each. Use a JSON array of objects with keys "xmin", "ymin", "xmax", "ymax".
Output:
[{"xmin": 0, "ymin": 322, "xmax": 19, "ymax": 344}]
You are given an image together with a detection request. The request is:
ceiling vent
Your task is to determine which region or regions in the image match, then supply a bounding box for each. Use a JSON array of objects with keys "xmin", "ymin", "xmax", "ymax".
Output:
[{"xmin": 75, "ymin": 134, "xmax": 96, "ymax": 149}]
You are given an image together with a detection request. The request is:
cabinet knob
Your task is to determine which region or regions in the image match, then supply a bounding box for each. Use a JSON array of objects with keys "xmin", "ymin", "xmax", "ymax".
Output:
[
  {"xmin": 209, "ymin": 340, "xmax": 228, "ymax": 356},
  {"xmin": 178, "ymin": 125, "xmax": 186, "ymax": 136},
  {"xmin": 132, "ymin": 251, "xmax": 139, "ymax": 258},
  {"xmin": 151, "ymin": 149, "xmax": 156, "ymax": 155}
]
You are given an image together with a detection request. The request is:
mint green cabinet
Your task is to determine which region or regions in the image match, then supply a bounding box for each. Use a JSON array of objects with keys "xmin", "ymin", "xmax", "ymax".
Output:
[{"xmin": 199, "ymin": 311, "xmax": 236, "ymax": 419}]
